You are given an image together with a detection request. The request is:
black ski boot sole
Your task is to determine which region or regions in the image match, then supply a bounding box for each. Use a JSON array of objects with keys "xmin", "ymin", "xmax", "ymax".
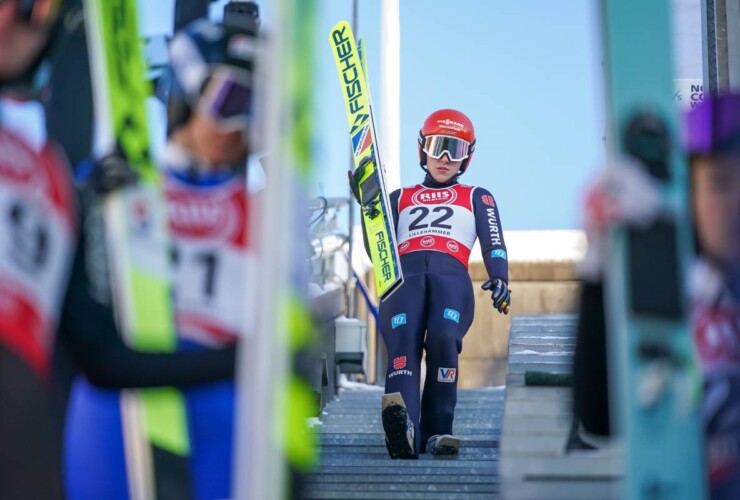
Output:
[{"xmin": 381, "ymin": 394, "xmax": 415, "ymax": 459}]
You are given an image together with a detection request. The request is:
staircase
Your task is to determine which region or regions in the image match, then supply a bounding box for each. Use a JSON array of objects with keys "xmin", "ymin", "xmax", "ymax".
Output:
[{"xmin": 305, "ymin": 387, "xmax": 503, "ymax": 499}]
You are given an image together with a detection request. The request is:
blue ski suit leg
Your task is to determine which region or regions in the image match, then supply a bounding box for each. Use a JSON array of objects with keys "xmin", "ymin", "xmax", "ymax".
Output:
[
  {"xmin": 379, "ymin": 252, "xmax": 474, "ymax": 453},
  {"xmin": 379, "ymin": 262, "xmax": 426, "ymax": 453},
  {"xmin": 419, "ymin": 259, "xmax": 474, "ymax": 447}
]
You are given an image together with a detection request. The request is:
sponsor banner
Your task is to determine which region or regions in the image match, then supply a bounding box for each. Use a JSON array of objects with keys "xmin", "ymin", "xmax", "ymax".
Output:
[
  {"xmin": 397, "ymin": 234, "xmax": 472, "ymax": 268},
  {"xmin": 165, "ymin": 175, "xmax": 247, "ymax": 245},
  {"xmin": 437, "ymin": 367, "xmax": 456, "ymax": 383},
  {"xmin": 410, "ymin": 187, "xmax": 457, "ymax": 205},
  {"xmin": 485, "ymin": 207, "xmax": 502, "ymax": 246},
  {"xmin": 391, "ymin": 313, "xmax": 407, "ymax": 329},
  {"xmin": 491, "ymin": 249, "xmax": 507, "ymax": 260},
  {"xmin": 436, "ymin": 118, "xmax": 466, "ymax": 133},
  {"xmin": 393, "ymin": 356, "xmax": 407, "ymax": 370},
  {"xmin": 443, "ymin": 308, "xmax": 460, "ymax": 323},
  {"xmin": 388, "ymin": 369, "xmax": 413, "ymax": 379},
  {"xmin": 673, "ymin": 79, "xmax": 704, "ymax": 111}
]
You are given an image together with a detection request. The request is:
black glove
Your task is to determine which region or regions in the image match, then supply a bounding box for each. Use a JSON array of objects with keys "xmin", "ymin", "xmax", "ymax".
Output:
[
  {"xmin": 348, "ymin": 155, "xmax": 376, "ymax": 204},
  {"xmin": 348, "ymin": 168, "xmax": 361, "ymax": 204},
  {"xmin": 482, "ymin": 278, "xmax": 511, "ymax": 315},
  {"xmin": 88, "ymin": 151, "xmax": 139, "ymax": 195}
]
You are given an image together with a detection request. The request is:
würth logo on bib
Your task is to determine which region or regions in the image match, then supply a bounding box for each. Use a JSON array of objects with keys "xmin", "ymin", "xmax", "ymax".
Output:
[
  {"xmin": 393, "ymin": 356, "xmax": 407, "ymax": 370},
  {"xmin": 420, "ymin": 236, "xmax": 435, "ymax": 248},
  {"xmin": 438, "ymin": 367, "xmax": 456, "ymax": 383},
  {"xmin": 412, "ymin": 188, "xmax": 456, "ymax": 205}
]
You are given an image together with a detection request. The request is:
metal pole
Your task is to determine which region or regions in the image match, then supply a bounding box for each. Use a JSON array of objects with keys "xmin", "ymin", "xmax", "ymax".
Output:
[
  {"xmin": 727, "ymin": 0, "xmax": 740, "ymax": 89},
  {"xmin": 702, "ymin": 0, "xmax": 714, "ymax": 91},
  {"xmin": 702, "ymin": 0, "xmax": 740, "ymax": 92}
]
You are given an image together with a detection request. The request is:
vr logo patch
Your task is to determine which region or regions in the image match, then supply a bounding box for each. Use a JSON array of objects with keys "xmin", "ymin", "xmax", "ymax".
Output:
[
  {"xmin": 491, "ymin": 249, "xmax": 508, "ymax": 260},
  {"xmin": 443, "ymin": 308, "xmax": 460, "ymax": 323},
  {"xmin": 391, "ymin": 313, "xmax": 407, "ymax": 329},
  {"xmin": 438, "ymin": 367, "xmax": 457, "ymax": 383}
]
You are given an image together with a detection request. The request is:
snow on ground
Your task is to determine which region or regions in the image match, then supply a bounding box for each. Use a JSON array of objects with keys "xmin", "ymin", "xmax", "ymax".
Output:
[
  {"xmin": 518, "ymin": 336, "xmax": 578, "ymax": 339},
  {"xmin": 337, "ymin": 374, "xmax": 383, "ymax": 391},
  {"xmin": 512, "ymin": 350, "xmax": 574, "ymax": 356},
  {"xmin": 470, "ymin": 229, "xmax": 587, "ymax": 263}
]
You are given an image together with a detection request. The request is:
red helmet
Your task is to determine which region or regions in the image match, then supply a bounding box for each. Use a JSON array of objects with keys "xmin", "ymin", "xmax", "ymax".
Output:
[{"xmin": 417, "ymin": 109, "xmax": 476, "ymax": 173}]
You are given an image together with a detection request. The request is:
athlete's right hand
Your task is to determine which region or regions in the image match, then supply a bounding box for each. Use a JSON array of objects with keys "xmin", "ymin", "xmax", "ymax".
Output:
[
  {"xmin": 482, "ymin": 279, "xmax": 511, "ymax": 315},
  {"xmin": 579, "ymin": 157, "xmax": 662, "ymax": 281},
  {"xmin": 348, "ymin": 156, "xmax": 376, "ymax": 204},
  {"xmin": 348, "ymin": 168, "xmax": 362, "ymax": 204}
]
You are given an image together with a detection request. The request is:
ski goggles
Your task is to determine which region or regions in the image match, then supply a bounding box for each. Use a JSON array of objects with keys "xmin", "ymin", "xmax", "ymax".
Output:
[
  {"xmin": 423, "ymin": 135, "xmax": 471, "ymax": 162},
  {"xmin": 198, "ymin": 67, "xmax": 253, "ymax": 131}
]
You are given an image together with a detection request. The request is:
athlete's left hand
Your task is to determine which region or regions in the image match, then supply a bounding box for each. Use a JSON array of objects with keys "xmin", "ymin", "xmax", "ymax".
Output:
[
  {"xmin": 482, "ymin": 279, "xmax": 511, "ymax": 315},
  {"xmin": 87, "ymin": 151, "xmax": 139, "ymax": 195}
]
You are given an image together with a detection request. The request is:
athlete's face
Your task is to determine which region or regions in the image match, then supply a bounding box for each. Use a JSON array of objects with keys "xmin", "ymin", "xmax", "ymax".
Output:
[
  {"xmin": 692, "ymin": 154, "xmax": 740, "ymax": 271},
  {"xmin": 187, "ymin": 111, "xmax": 249, "ymax": 168},
  {"xmin": 0, "ymin": 2, "xmax": 50, "ymax": 81},
  {"xmin": 427, "ymin": 154, "xmax": 463, "ymax": 183}
]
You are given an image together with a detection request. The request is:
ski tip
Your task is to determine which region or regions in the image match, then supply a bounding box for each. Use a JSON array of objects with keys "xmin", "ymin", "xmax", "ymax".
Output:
[{"xmin": 328, "ymin": 20, "xmax": 352, "ymax": 43}]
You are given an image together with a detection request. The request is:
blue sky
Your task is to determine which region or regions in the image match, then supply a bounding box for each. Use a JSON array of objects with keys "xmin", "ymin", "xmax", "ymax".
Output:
[
  {"xmin": 155, "ymin": 1, "xmax": 606, "ymax": 230},
  {"xmin": 312, "ymin": 1, "xmax": 606, "ymax": 230},
  {"xmin": 140, "ymin": 0, "xmax": 702, "ymax": 231}
]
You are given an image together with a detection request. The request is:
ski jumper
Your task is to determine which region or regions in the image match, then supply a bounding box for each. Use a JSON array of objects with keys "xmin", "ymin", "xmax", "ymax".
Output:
[
  {"xmin": 0, "ymin": 95, "xmax": 236, "ymax": 499},
  {"xmin": 377, "ymin": 175, "xmax": 507, "ymax": 452},
  {"xmin": 64, "ymin": 148, "xmax": 246, "ymax": 500},
  {"xmin": 0, "ymin": 115, "xmax": 76, "ymax": 500},
  {"xmin": 572, "ymin": 260, "xmax": 740, "ymax": 497},
  {"xmin": 691, "ymin": 260, "xmax": 740, "ymax": 498},
  {"xmin": 167, "ymin": 162, "xmax": 247, "ymax": 500}
]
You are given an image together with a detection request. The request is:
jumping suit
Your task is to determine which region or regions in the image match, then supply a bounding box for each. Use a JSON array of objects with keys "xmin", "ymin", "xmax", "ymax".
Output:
[
  {"xmin": 64, "ymin": 147, "xmax": 245, "ymax": 500},
  {"xmin": 0, "ymin": 100, "xmax": 232, "ymax": 499},
  {"xmin": 167, "ymin": 161, "xmax": 246, "ymax": 500},
  {"xmin": 691, "ymin": 260, "xmax": 740, "ymax": 498},
  {"xmin": 573, "ymin": 259, "xmax": 740, "ymax": 498},
  {"xmin": 0, "ymin": 108, "xmax": 76, "ymax": 500},
  {"xmin": 378, "ymin": 175, "xmax": 508, "ymax": 452}
]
